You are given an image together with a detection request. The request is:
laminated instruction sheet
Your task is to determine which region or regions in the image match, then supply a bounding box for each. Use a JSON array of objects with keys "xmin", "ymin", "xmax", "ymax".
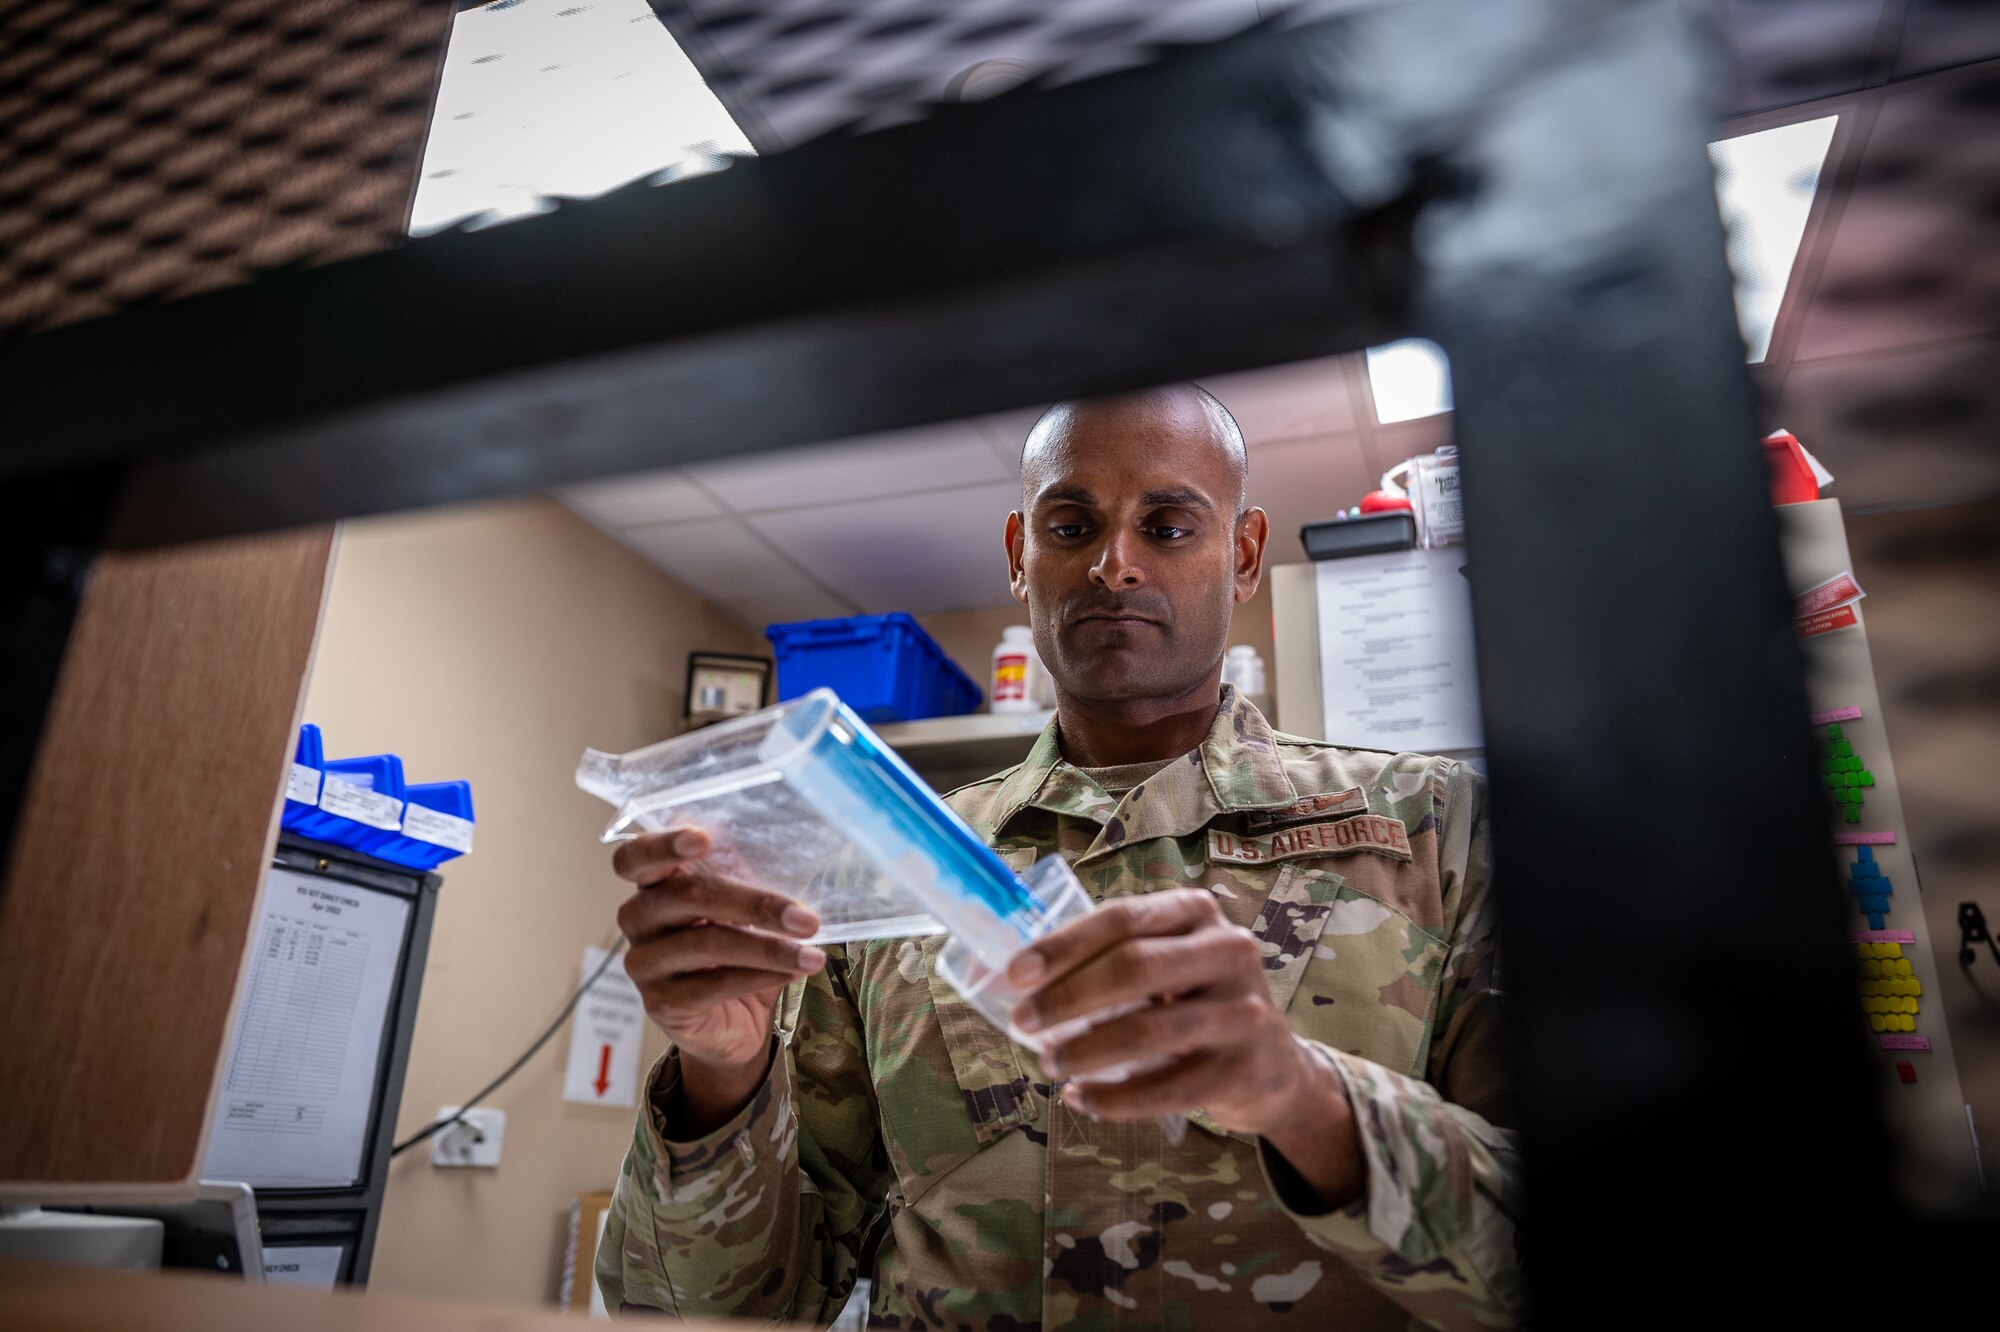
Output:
[
  {"xmin": 202, "ymin": 867, "xmax": 409, "ymax": 1189},
  {"xmin": 1316, "ymin": 547, "xmax": 1484, "ymax": 753}
]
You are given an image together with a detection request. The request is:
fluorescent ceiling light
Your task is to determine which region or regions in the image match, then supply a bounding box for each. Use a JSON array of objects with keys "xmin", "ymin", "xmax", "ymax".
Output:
[
  {"xmin": 408, "ymin": 0, "xmax": 753, "ymax": 237},
  {"xmin": 1361, "ymin": 115, "xmax": 1837, "ymax": 422},
  {"xmin": 1707, "ymin": 115, "xmax": 1837, "ymax": 363},
  {"xmin": 1365, "ymin": 338, "xmax": 1453, "ymax": 424}
]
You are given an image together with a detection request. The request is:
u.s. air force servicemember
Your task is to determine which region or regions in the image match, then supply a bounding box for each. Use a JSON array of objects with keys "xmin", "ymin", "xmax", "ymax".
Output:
[{"xmin": 598, "ymin": 384, "xmax": 1524, "ymax": 1329}]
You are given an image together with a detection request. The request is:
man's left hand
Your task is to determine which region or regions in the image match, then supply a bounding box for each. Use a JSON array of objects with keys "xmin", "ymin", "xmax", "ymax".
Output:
[{"xmin": 1007, "ymin": 887, "xmax": 1366, "ymax": 1209}]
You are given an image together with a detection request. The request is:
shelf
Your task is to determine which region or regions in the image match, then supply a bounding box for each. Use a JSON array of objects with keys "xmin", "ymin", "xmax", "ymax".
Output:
[{"xmin": 875, "ymin": 709, "xmax": 1053, "ymax": 775}]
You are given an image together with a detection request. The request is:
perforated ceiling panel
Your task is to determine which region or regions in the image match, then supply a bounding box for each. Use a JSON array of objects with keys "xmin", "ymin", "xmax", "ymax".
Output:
[
  {"xmin": 0, "ymin": 0, "xmax": 455, "ymax": 340},
  {"xmin": 645, "ymin": 0, "xmax": 1358, "ymax": 149}
]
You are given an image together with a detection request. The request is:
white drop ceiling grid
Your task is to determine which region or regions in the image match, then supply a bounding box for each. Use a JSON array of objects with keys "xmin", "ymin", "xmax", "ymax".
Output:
[
  {"xmin": 557, "ymin": 355, "xmax": 1403, "ymax": 628},
  {"xmin": 557, "ymin": 0, "xmax": 1999, "ymax": 630}
]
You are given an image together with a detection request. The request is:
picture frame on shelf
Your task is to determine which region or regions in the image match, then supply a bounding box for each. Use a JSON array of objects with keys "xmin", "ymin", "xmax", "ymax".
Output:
[{"xmin": 684, "ymin": 652, "xmax": 772, "ymax": 729}]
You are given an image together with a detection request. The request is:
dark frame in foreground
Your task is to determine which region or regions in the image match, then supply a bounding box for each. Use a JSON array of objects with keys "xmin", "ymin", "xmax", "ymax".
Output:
[{"xmin": 6, "ymin": 0, "xmax": 1973, "ymax": 1318}]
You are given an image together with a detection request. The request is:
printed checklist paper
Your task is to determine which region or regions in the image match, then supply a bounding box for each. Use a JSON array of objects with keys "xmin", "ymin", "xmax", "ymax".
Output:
[{"xmin": 203, "ymin": 868, "xmax": 409, "ymax": 1188}]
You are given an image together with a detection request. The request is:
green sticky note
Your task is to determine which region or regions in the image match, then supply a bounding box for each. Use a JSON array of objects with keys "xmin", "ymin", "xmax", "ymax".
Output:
[
  {"xmin": 1827, "ymin": 723, "xmax": 1844, "ymax": 742},
  {"xmin": 1860, "ymin": 770, "xmax": 1875, "ymax": 787},
  {"xmin": 1844, "ymin": 806, "xmax": 1862, "ymax": 823}
]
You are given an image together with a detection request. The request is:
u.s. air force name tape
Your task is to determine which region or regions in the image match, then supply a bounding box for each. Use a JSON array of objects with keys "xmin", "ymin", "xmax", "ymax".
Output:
[{"xmin": 1208, "ymin": 814, "xmax": 1411, "ymax": 866}]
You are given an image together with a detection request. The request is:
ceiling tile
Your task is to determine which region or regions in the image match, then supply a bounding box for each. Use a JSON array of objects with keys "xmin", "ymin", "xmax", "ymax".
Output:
[
  {"xmin": 555, "ymin": 467, "xmax": 721, "ymax": 528},
  {"xmin": 1244, "ymin": 433, "xmax": 1378, "ymax": 566},
  {"xmin": 619, "ymin": 516, "xmax": 820, "ymax": 599},
  {"xmin": 1774, "ymin": 336, "xmax": 2000, "ymax": 508},
  {"xmin": 1893, "ymin": 0, "xmax": 2000, "ymax": 79},
  {"xmin": 1791, "ymin": 73, "xmax": 2000, "ymax": 362},
  {"xmin": 723, "ymin": 586, "xmax": 861, "ymax": 634},
  {"xmin": 1360, "ymin": 416, "xmax": 1456, "ymax": 484},
  {"xmin": 685, "ymin": 421, "xmax": 1009, "ymax": 513},
  {"xmin": 1203, "ymin": 354, "xmax": 1359, "ymax": 444},
  {"xmin": 978, "ymin": 408, "xmax": 1047, "ymax": 469},
  {"xmin": 749, "ymin": 482, "xmax": 1021, "ymax": 614},
  {"xmin": 1714, "ymin": 0, "xmax": 1888, "ymax": 115}
]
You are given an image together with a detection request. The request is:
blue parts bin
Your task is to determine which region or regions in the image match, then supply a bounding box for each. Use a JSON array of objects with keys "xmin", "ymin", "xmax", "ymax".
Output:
[
  {"xmin": 369, "ymin": 781, "xmax": 476, "ymax": 871},
  {"xmin": 282, "ymin": 723, "xmax": 326, "ymax": 834},
  {"xmin": 280, "ymin": 725, "xmax": 474, "ymax": 870},
  {"xmin": 299, "ymin": 753, "xmax": 407, "ymax": 847},
  {"xmin": 765, "ymin": 613, "xmax": 981, "ymax": 724}
]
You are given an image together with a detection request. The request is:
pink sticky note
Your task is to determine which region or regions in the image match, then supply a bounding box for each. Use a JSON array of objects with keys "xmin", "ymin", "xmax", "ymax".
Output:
[
  {"xmin": 1811, "ymin": 705, "xmax": 1864, "ymax": 725},
  {"xmin": 1880, "ymin": 1034, "xmax": 1930, "ymax": 1052},
  {"xmin": 1850, "ymin": 930, "xmax": 1916, "ymax": 944},
  {"xmin": 1834, "ymin": 831, "xmax": 1896, "ymax": 846}
]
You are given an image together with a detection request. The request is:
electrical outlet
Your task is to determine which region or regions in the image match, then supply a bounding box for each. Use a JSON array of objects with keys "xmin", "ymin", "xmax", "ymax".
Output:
[{"xmin": 429, "ymin": 1106, "xmax": 506, "ymax": 1168}]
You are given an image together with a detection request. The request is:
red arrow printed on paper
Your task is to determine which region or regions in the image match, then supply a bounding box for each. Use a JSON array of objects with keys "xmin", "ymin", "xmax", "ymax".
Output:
[{"xmin": 594, "ymin": 1044, "xmax": 612, "ymax": 1097}]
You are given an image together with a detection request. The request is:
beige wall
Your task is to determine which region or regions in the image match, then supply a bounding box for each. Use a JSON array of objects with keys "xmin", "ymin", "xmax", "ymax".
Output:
[{"xmin": 301, "ymin": 496, "xmax": 765, "ymax": 1305}]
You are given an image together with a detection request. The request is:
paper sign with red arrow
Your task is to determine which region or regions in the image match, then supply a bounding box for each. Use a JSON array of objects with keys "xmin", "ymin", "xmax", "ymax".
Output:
[{"xmin": 563, "ymin": 945, "xmax": 643, "ymax": 1108}]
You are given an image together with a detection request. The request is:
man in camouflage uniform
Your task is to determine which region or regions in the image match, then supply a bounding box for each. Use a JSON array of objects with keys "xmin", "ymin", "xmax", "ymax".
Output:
[{"xmin": 600, "ymin": 385, "xmax": 1522, "ymax": 1329}]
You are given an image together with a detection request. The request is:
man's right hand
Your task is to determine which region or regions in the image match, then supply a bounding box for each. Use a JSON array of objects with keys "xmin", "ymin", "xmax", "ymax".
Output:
[{"xmin": 614, "ymin": 827, "xmax": 826, "ymax": 1134}]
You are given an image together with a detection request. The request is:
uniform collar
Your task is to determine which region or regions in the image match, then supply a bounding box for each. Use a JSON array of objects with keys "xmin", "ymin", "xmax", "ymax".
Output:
[{"xmin": 987, "ymin": 685, "xmax": 1298, "ymax": 863}]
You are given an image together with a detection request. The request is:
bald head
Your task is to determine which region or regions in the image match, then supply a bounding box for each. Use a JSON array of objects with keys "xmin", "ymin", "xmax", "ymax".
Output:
[{"xmin": 1021, "ymin": 384, "xmax": 1248, "ymax": 514}]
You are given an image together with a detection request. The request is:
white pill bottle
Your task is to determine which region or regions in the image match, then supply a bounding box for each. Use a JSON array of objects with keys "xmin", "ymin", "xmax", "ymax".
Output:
[
  {"xmin": 990, "ymin": 625, "xmax": 1044, "ymax": 714},
  {"xmin": 1223, "ymin": 644, "xmax": 1269, "ymax": 714}
]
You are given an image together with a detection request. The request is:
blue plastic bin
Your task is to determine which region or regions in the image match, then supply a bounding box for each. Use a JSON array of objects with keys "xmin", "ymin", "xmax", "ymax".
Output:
[
  {"xmin": 368, "ymin": 780, "xmax": 476, "ymax": 872},
  {"xmin": 281, "ymin": 724, "xmax": 325, "ymax": 835},
  {"xmin": 766, "ymin": 613, "xmax": 982, "ymax": 724},
  {"xmin": 294, "ymin": 753, "xmax": 408, "ymax": 854}
]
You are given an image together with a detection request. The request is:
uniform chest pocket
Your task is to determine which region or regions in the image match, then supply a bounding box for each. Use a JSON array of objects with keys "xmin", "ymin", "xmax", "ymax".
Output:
[
  {"xmin": 1278, "ymin": 859, "xmax": 1449, "ymax": 1078},
  {"xmin": 924, "ymin": 845, "xmax": 1040, "ymax": 1153},
  {"xmin": 862, "ymin": 856, "xmax": 1041, "ymax": 1209},
  {"xmin": 923, "ymin": 935, "xmax": 1040, "ymax": 1144}
]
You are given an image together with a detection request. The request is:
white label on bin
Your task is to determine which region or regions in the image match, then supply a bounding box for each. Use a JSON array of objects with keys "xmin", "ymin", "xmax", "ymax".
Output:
[
  {"xmin": 402, "ymin": 804, "xmax": 474, "ymax": 853},
  {"xmin": 318, "ymin": 775, "xmax": 404, "ymax": 830},
  {"xmin": 286, "ymin": 763, "xmax": 322, "ymax": 805}
]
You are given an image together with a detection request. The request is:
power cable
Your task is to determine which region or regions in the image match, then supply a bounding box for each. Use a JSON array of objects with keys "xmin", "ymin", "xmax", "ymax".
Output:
[{"xmin": 390, "ymin": 939, "xmax": 628, "ymax": 1158}]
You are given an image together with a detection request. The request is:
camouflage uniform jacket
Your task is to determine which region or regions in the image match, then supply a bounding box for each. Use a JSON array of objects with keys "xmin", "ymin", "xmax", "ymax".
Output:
[{"xmin": 599, "ymin": 687, "xmax": 1523, "ymax": 1329}]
